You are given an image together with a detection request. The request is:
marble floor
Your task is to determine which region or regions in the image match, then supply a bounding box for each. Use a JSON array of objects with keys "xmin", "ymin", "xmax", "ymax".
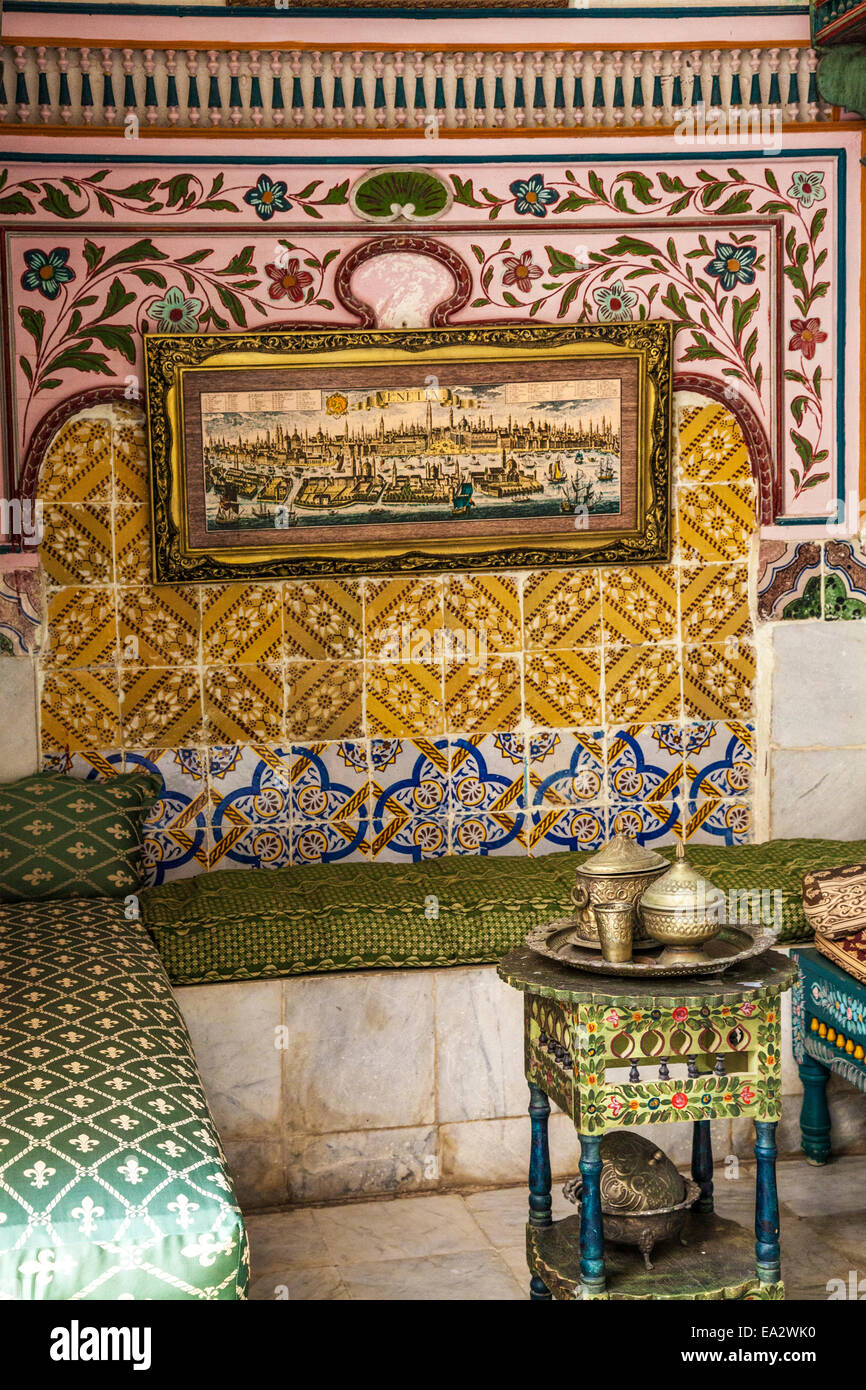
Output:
[{"xmin": 244, "ymin": 1153, "xmax": 866, "ymax": 1301}]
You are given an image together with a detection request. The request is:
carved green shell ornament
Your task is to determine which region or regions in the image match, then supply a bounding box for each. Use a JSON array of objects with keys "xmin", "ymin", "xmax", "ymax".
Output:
[{"xmin": 349, "ymin": 166, "xmax": 453, "ymax": 223}]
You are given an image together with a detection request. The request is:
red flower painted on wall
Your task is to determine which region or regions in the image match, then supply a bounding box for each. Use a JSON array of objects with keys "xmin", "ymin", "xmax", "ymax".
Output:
[
  {"xmin": 671, "ymin": 1092, "xmax": 689, "ymax": 1110},
  {"xmin": 788, "ymin": 318, "xmax": 828, "ymax": 361},
  {"xmin": 501, "ymin": 251, "xmax": 543, "ymax": 293},
  {"xmin": 265, "ymin": 258, "xmax": 315, "ymax": 303}
]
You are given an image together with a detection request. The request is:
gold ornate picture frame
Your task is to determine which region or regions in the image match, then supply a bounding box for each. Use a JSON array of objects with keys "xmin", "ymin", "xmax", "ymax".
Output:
[{"xmin": 144, "ymin": 322, "xmax": 673, "ymax": 582}]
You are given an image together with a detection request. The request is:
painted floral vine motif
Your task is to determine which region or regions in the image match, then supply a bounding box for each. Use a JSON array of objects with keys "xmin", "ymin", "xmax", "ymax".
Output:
[
  {"xmin": 16, "ymin": 236, "xmax": 335, "ymax": 435},
  {"xmin": 0, "ymin": 168, "xmax": 349, "ymax": 220},
  {"xmin": 458, "ymin": 165, "xmax": 829, "ymax": 499}
]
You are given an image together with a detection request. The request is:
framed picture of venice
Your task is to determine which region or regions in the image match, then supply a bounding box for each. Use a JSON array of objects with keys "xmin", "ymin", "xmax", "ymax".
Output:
[{"xmin": 143, "ymin": 322, "xmax": 673, "ymax": 582}]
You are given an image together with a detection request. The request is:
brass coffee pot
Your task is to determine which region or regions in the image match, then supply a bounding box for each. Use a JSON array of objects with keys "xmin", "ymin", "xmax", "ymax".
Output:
[
  {"xmin": 571, "ymin": 834, "xmax": 668, "ymax": 948},
  {"xmin": 637, "ymin": 843, "xmax": 727, "ymax": 964}
]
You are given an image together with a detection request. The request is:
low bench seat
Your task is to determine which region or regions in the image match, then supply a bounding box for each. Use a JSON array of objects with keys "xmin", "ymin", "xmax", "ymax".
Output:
[
  {"xmin": 140, "ymin": 840, "xmax": 864, "ymax": 987},
  {"xmin": 0, "ymin": 899, "xmax": 248, "ymax": 1300}
]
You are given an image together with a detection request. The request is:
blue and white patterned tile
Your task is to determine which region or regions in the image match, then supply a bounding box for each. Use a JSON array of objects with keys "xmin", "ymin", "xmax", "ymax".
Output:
[
  {"xmin": 607, "ymin": 725, "xmax": 683, "ymax": 803},
  {"xmin": 449, "ymin": 733, "xmax": 526, "ymax": 814},
  {"xmin": 685, "ymin": 799, "xmax": 752, "ymax": 846},
  {"xmin": 207, "ymin": 745, "xmax": 292, "ymax": 823},
  {"xmin": 125, "ymin": 748, "xmax": 209, "ymax": 885},
  {"xmin": 206, "ymin": 745, "xmax": 294, "ymax": 869},
  {"xmin": 607, "ymin": 800, "xmax": 682, "ymax": 846},
  {"xmin": 685, "ymin": 721, "xmax": 754, "ymax": 801},
  {"xmin": 210, "ymin": 817, "xmax": 292, "ymax": 870},
  {"xmin": 450, "ymin": 812, "xmax": 527, "ymax": 857},
  {"xmin": 527, "ymin": 729, "xmax": 605, "ymax": 809},
  {"xmin": 292, "ymin": 818, "xmax": 369, "ymax": 865},
  {"xmin": 528, "ymin": 805, "xmax": 607, "ymax": 856},
  {"xmin": 370, "ymin": 737, "xmax": 450, "ymax": 822},
  {"xmin": 369, "ymin": 814, "xmax": 449, "ymax": 862},
  {"xmin": 289, "ymin": 742, "xmax": 371, "ymax": 822}
]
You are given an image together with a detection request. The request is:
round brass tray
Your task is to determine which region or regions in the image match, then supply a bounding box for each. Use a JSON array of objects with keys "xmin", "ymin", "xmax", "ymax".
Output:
[{"xmin": 525, "ymin": 917, "xmax": 778, "ymax": 978}]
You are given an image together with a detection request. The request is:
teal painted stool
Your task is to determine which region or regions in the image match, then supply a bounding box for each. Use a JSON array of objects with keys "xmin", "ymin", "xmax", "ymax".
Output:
[{"xmin": 792, "ymin": 947, "xmax": 866, "ymax": 1164}]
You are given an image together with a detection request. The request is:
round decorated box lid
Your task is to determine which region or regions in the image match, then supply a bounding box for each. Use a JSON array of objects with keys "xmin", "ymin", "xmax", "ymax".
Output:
[
  {"xmin": 577, "ymin": 832, "xmax": 668, "ymax": 878},
  {"xmin": 638, "ymin": 842, "xmax": 726, "ymax": 915}
]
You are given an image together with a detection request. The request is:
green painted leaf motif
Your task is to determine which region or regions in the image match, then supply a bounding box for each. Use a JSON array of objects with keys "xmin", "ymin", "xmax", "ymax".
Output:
[
  {"xmin": 353, "ymin": 168, "xmax": 451, "ymax": 222},
  {"xmin": 449, "ymin": 170, "xmax": 497, "ymax": 212},
  {"xmin": 37, "ymin": 185, "xmax": 80, "ymax": 219},
  {"xmin": 613, "ymin": 171, "xmax": 661, "ymax": 207},
  {"xmin": 321, "ymin": 180, "xmax": 349, "ymax": 206},
  {"xmin": 85, "ymin": 322, "xmax": 137, "ymax": 363},
  {"xmin": 96, "ymin": 277, "xmax": 137, "ymax": 324},
  {"xmin": 101, "ymin": 238, "xmax": 169, "ymax": 272},
  {"xmin": 0, "ymin": 191, "xmax": 36, "ymax": 216},
  {"xmin": 18, "ymin": 306, "xmax": 45, "ymax": 350}
]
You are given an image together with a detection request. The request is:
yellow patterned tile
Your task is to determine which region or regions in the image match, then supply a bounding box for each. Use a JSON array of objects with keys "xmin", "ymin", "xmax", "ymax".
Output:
[
  {"xmin": 205, "ymin": 664, "xmax": 284, "ymax": 744},
  {"xmin": 677, "ymin": 403, "xmax": 750, "ymax": 483},
  {"xmin": 683, "ymin": 642, "xmax": 756, "ymax": 719},
  {"xmin": 680, "ymin": 565, "xmax": 752, "ymax": 645},
  {"xmin": 445, "ymin": 654, "xmax": 521, "ymax": 733},
  {"xmin": 45, "ymin": 587, "xmax": 117, "ymax": 668},
  {"xmin": 364, "ymin": 578, "xmax": 442, "ymax": 660},
  {"xmin": 41, "ymin": 505, "xmax": 113, "ymax": 586},
  {"xmin": 677, "ymin": 482, "xmax": 756, "ymax": 563},
  {"xmin": 285, "ymin": 660, "xmax": 364, "ymax": 740},
  {"xmin": 444, "ymin": 573, "xmax": 520, "ymax": 654},
  {"xmin": 605, "ymin": 644, "xmax": 681, "ymax": 723},
  {"xmin": 41, "ymin": 669, "xmax": 120, "ymax": 752},
  {"xmin": 202, "ymin": 584, "xmax": 282, "ymax": 664},
  {"xmin": 118, "ymin": 585, "xmax": 199, "ymax": 666},
  {"xmin": 366, "ymin": 660, "xmax": 444, "ymax": 736},
  {"xmin": 525, "ymin": 650, "xmax": 602, "ymax": 727},
  {"xmin": 524, "ymin": 570, "xmax": 602, "ymax": 650},
  {"xmin": 39, "ymin": 416, "xmax": 112, "ymax": 505},
  {"xmin": 602, "ymin": 565, "xmax": 678, "ymax": 646},
  {"xmin": 113, "ymin": 506, "xmax": 151, "ymax": 586},
  {"xmin": 120, "ymin": 666, "xmax": 204, "ymax": 747},
  {"xmin": 284, "ymin": 579, "xmax": 362, "ymax": 660},
  {"xmin": 113, "ymin": 406, "xmax": 148, "ymax": 503}
]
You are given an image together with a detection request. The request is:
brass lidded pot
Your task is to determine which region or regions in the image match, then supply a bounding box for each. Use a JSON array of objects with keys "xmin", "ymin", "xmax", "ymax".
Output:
[
  {"xmin": 637, "ymin": 844, "xmax": 727, "ymax": 964},
  {"xmin": 571, "ymin": 834, "xmax": 668, "ymax": 947}
]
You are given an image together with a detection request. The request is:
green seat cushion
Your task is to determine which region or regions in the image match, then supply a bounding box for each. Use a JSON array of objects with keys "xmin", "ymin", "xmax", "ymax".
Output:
[
  {"xmin": 142, "ymin": 839, "xmax": 862, "ymax": 986},
  {"xmin": 0, "ymin": 898, "xmax": 248, "ymax": 1300},
  {"xmin": 0, "ymin": 772, "xmax": 160, "ymax": 902}
]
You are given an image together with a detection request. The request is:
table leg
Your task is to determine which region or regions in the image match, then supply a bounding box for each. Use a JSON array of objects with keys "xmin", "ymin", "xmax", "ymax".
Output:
[
  {"xmin": 578, "ymin": 1132, "xmax": 606, "ymax": 1297},
  {"xmin": 691, "ymin": 1118, "xmax": 714, "ymax": 1213},
  {"xmin": 798, "ymin": 1052, "xmax": 832, "ymax": 1165},
  {"xmin": 754, "ymin": 1119, "xmax": 781, "ymax": 1286},
  {"xmin": 528, "ymin": 1084, "xmax": 552, "ymax": 1301}
]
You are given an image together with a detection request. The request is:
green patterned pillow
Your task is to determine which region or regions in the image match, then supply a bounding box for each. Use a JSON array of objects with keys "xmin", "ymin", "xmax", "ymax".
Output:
[{"xmin": 0, "ymin": 772, "xmax": 161, "ymax": 902}]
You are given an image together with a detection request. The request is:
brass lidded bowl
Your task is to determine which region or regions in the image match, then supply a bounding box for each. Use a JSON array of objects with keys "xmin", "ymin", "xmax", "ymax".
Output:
[
  {"xmin": 562, "ymin": 1133, "xmax": 701, "ymax": 1271},
  {"xmin": 571, "ymin": 833, "xmax": 668, "ymax": 946},
  {"xmin": 637, "ymin": 844, "xmax": 727, "ymax": 964}
]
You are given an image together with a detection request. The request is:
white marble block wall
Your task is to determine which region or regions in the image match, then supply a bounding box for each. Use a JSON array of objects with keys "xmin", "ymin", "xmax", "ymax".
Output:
[
  {"xmin": 770, "ymin": 624, "xmax": 866, "ymax": 840},
  {"xmin": 174, "ymin": 962, "xmax": 866, "ymax": 1210}
]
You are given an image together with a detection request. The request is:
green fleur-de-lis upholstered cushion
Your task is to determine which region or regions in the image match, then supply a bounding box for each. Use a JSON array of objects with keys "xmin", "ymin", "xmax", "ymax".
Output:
[
  {"xmin": 0, "ymin": 773, "xmax": 161, "ymax": 903},
  {"xmin": 141, "ymin": 840, "xmax": 863, "ymax": 986},
  {"xmin": 0, "ymin": 899, "xmax": 248, "ymax": 1300}
]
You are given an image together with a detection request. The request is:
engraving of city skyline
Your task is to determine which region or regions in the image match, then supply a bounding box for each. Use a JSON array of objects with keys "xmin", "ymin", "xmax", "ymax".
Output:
[{"xmin": 200, "ymin": 377, "xmax": 622, "ymax": 530}]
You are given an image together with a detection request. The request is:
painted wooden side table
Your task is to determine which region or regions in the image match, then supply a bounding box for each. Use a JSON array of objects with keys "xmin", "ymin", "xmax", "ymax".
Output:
[
  {"xmin": 498, "ymin": 945, "xmax": 797, "ymax": 1301},
  {"xmin": 792, "ymin": 946, "xmax": 866, "ymax": 1164}
]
